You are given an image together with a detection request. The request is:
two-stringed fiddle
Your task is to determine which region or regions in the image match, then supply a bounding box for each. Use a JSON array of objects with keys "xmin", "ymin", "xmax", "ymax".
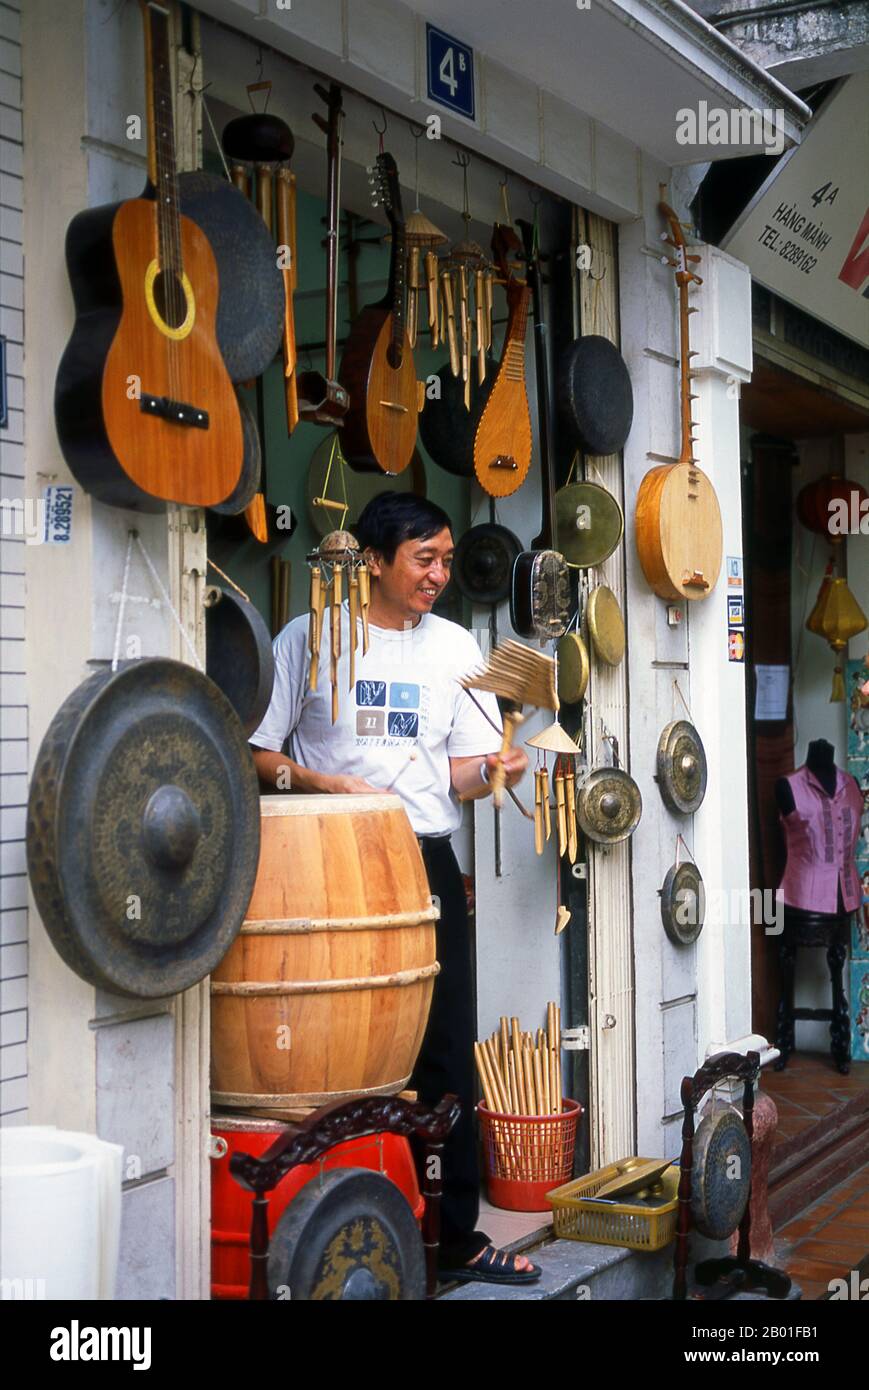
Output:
[
  {"xmin": 473, "ymin": 225, "xmax": 533, "ymax": 498},
  {"xmin": 297, "ymin": 83, "xmax": 350, "ymax": 428},
  {"xmin": 635, "ymin": 202, "xmax": 722, "ymax": 601},
  {"xmin": 339, "ymin": 152, "xmax": 420, "ymax": 474},
  {"xmin": 55, "ymin": 0, "xmax": 243, "ymax": 511}
]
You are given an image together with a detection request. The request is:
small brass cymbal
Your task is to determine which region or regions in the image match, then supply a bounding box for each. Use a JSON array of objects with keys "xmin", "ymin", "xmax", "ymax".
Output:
[{"xmin": 557, "ymin": 632, "xmax": 590, "ymax": 704}]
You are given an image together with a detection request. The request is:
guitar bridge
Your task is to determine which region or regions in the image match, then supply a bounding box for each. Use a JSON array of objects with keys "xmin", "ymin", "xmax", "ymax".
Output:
[
  {"xmin": 140, "ymin": 394, "xmax": 209, "ymax": 429},
  {"xmin": 683, "ymin": 570, "xmax": 709, "ymax": 590},
  {"xmin": 490, "ymin": 455, "xmax": 519, "ymax": 471}
]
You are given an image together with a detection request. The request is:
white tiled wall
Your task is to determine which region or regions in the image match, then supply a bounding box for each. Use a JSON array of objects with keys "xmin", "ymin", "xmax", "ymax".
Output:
[{"xmin": 0, "ymin": 0, "xmax": 26, "ymax": 1126}]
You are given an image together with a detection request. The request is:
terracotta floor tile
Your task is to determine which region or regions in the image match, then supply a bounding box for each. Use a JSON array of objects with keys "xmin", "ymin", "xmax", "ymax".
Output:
[
  {"xmin": 817, "ymin": 1228, "xmax": 869, "ymax": 1256},
  {"xmin": 796, "ymin": 1239, "xmax": 866, "ymax": 1266},
  {"xmin": 785, "ymin": 1257, "xmax": 849, "ymax": 1286},
  {"xmin": 778, "ymin": 1217, "xmax": 826, "ymax": 1241},
  {"xmin": 775, "ymin": 1116, "xmax": 820, "ymax": 1135},
  {"xmin": 797, "ymin": 1279, "xmax": 830, "ymax": 1301}
]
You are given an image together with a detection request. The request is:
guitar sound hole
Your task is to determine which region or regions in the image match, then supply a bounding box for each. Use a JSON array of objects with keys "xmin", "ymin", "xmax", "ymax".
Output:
[{"xmin": 152, "ymin": 269, "xmax": 187, "ymax": 329}]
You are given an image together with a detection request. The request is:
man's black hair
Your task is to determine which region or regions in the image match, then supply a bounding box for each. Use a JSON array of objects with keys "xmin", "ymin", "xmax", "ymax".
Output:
[{"xmin": 354, "ymin": 492, "xmax": 453, "ymax": 563}]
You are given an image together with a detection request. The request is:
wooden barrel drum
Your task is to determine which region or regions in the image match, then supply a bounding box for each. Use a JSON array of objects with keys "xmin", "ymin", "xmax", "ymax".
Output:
[{"xmin": 211, "ymin": 795, "xmax": 439, "ymax": 1112}]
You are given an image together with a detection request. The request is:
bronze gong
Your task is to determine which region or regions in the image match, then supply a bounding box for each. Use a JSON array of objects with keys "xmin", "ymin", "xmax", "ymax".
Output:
[
  {"xmin": 691, "ymin": 1107, "xmax": 752, "ymax": 1240},
  {"xmin": 576, "ymin": 766, "xmax": 642, "ymax": 844},
  {"xmin": 660, "ymin": 860, "xmax": 705, "ymax": 946},
  {"xmin": 554, "ymin": 481, "xmax": 624, "ymax": 569},
  {"xmin": 656, "ymin": 720, "xmax": 708, "ymax": 814},
  {"xmin": 586, "ymin": 585, "xmax": 625, "ymax": 667},
  {"xmin": 26, "ymin": 659, "xmax": 260, "ymax": 999}
]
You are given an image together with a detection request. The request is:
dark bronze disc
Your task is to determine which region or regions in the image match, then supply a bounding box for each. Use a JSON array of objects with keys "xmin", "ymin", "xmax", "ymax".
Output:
[
  {"xmin": 453, "ymin": 523, "xmax": 521, "ymax": 605},
  {"xmin": 660, "ymin": 860, "xmax": 706, "ymax": 946},
  {"xmin": 267, "ymin": 1168, "xmax": 425, "ymax": 1300},
  {"xmin": 656, "ymin": 720, "xmax": 708, "ymax": 814},
  {"xmin": 26, "ymin": 659, "xmax": 260, "ymax": 999},
  {"xmin": 205, "ymin": 586, "xmax": 275, "ymax": 737},
  {"xmin": 576, "ymin": 767, "xmax": 642, "ymax": 843},
  {"xmin": 554, "ymin": 482, "xmax": 624, "ymax": 569},
  {"xmin": 691, "ymin": 1108, "xmax": 752, "ymax": 1239}
]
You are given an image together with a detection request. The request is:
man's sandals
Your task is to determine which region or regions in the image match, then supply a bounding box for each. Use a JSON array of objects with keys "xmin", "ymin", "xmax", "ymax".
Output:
[{"xmin": 440, "ymin": 1244, "xmax": 542, "ymax": 1286}]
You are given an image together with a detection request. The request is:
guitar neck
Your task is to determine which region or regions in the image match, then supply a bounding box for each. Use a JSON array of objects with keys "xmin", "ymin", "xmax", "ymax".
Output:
[
  {"xmin": 676, "ymin": 270, "xmax": 694, "ymax": 465},
  {"xmin": 143, "ymin": 2, "xmax": 181, "ymax": 275}
]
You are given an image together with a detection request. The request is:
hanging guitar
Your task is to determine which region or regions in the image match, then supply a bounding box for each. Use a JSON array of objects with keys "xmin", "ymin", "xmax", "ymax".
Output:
[
  {"xmin": 339, "ymin": 152, "xmax": 421, "ymax": 474},
  {"xmin": 297, "ymin": 83, "xmax": 350, "ymax": 428},
  {"xmin": 473, "ymin": 225, "xmax": 533, "ymax": 498},
  {"xmin": 509, "ymin": 221, "xmax": 570, "ymax": 643},
  {"xmin": 55, "ymin": 0, "xmax": 244, "ymax": 512},
  {"xmin": 635, "ymin": 202, "xmax": 723, "ymax": 601}
]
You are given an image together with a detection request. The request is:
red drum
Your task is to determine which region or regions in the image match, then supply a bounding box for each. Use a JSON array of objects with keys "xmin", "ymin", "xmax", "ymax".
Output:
[{"xmin": 210, "ymin": 1115, "xmax": 423, "ymax": 1299}]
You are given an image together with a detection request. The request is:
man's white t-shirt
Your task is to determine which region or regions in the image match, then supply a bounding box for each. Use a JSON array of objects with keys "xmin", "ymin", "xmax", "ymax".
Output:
[{"xmin": 249, "ymin": 605, "xmax": 503, "ymax": 836}]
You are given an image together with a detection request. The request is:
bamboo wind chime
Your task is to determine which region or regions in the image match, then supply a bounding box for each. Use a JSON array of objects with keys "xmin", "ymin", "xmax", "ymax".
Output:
[
  {"xmin": 460, "ymin": 640, "xmax": 558, "ymax": 808},
  {"xmin": 475, "ymin": 1004, "xmax": 563, "ymax": 1119},
  {"xmin": 402, "ymin": 126, "xmax": 447, "ymax": 350},
  {"xmin": 437, "ymin": 154, "xmax": 494, "ymax": 400},
  {"xmin": 306, "ymin": 530, "xmax": 370, "ymax": 722}
]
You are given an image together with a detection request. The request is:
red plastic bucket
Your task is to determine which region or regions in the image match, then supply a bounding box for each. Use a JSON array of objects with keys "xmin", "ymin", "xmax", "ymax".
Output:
[
  {"xmin": 210, "ymin": 1116, "xmax": 424, "ymax": 1298},
  {"xmin": 478, "ymin": 1099, "xmax": 582, "ymax": 1212}
]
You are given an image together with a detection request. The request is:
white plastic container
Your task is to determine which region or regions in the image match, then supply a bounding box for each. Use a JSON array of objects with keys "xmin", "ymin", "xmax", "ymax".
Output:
[{"xmin": 0, "ymin": 1126, "xmax": 122, "ymax": 1300}]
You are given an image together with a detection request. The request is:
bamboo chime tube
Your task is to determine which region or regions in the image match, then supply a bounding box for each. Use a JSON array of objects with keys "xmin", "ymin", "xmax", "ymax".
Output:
[{"xmin": 425, "ymin": 250, "xmax": 440, "ymax": 344}]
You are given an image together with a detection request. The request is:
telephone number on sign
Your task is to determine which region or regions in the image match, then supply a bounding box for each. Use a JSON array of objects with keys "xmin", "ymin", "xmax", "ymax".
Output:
[{"xmin": 778, "ymin": 241, "xmax": 817, "ymax": 274}]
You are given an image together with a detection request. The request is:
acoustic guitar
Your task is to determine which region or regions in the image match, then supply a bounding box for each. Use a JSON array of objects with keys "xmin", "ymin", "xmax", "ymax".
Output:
[
  {"xmin": 55, "ymin": 1, "xmax": 243, "ymax": 512},
  {"xmin": 473, "ymin": 225, "xmax": 533, "ymax": 498},
  {"xmin": 635, "ymin": 203, "xmax": 722, "ymax": 601},
  {"xmin": 339, "ymin": 152, "xmax": 420, "ymax": 474}
]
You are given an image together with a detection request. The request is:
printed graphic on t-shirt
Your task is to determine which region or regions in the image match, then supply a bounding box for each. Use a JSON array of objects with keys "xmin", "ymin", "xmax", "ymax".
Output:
[{"xmin": 354, "ymin": 677, "xmax": 430, "ymax": 746}]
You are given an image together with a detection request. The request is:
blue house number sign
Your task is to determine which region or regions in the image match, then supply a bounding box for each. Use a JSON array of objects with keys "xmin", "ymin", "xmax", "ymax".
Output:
[{"xmin": 426, "ymin": 24, "xmax": 475, "ymax": 121}]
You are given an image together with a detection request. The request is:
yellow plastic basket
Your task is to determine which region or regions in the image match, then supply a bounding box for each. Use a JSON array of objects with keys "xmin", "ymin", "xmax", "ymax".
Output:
[{"xmin": 546, "ymin": 1159, "xmax": 680, "ymax": 1251}]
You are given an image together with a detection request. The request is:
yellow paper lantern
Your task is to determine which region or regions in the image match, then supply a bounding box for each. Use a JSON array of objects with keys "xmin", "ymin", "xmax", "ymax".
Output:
[{"xmin": 819, "ymin": 577, "xmax": 868, "ymax": 702}]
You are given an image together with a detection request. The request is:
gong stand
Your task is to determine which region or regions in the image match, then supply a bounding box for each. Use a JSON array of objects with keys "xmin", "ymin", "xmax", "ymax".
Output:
[
  {"xmin": 673, "ymin": 1051, "xmax": 791, "ymax": 1301},
  {"xmin": 230, "ymin": 1093, "xmax": 460, "ymax": 1301}
]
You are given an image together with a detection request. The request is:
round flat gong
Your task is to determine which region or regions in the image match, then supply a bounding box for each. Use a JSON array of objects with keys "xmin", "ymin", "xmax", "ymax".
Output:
[
  {"xmin": 26, "ymin": 659, "xmax": 260, "ymax": 999},
  {"xmin": 660, "ymin": 860, "xmax": 705, "ymax": 946},
  {"xmin": 453, "ymin": 523, "xmax": 521, "ymax": 605},
  {"xmin": 656, "ymin": 720, "xmax": 708, "ymax": 814},
  {"xmin": 586, "ymin": 585, "xmax": 625, "ymax": 667},
  {"xmin": 268, "ymin": 1168, "xmax": 426, "ymax": 1300},
  {"xmin": 554, "ymin": 482, "xmax": 624, "ymax": 570},
  {"xmin": 691, "ymin": 1107, "xmax": 751, "ymax": 1240},
  {"xmin": 576, "ymin": 767, "xmax": 642, "ymax": 844},
  {"xmin": 205, "ymin": 585, "xmax": 275, "ymax": 737},
  {"xmin": 557, "ymin": 632, "xmax": 590, "ymax": 704}
]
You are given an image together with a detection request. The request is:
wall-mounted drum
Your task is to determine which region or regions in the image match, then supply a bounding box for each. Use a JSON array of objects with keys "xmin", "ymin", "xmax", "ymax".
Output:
[{"xmin": 211, "ymin": 795, "xmax": 439, "ymax": 1112}]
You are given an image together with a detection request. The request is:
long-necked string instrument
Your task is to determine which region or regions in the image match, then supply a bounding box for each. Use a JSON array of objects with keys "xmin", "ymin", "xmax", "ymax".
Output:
[
  {"xmin": 635, "ymin": 199, "xmax": 723, "ymax": 601},
  {"xmin": 297, "ymin": 83, "xmax": 350, "ymax": 427}
]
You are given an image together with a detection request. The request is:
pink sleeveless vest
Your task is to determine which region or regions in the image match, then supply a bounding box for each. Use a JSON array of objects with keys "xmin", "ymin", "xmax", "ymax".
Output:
[{"xmin": 778, "ymin": 765, "xmax": 863, "ymax": 914}]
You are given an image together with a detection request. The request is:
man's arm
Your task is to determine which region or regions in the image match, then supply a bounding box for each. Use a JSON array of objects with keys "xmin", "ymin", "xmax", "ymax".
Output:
[
  {"xmin": 450, "ymin": 748, "xmax": 529, "ymax": 802},
  {"xmin": 250, "ymin": 747, "xmax": 387, "ymax": 796}
]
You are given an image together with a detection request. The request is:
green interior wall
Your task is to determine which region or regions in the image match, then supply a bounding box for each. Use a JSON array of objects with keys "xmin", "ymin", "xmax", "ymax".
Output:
[{"xmin": 206, "ymin": 184, "xmax": 477, "ymax": 631}]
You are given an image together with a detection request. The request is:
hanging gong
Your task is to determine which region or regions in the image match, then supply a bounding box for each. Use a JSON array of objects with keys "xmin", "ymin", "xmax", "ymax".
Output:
[
  {"xmin": 691, "ymin": 1106, "xmax": 752, "ymax": 1240},
  {"xmin": 26, "ymin": 659, "xmax": 260, "ymax": 999},
  {"xmin": 576, "ymin": 767, "xmax": 642, "ymax": 843},
  {"xmin": 554, "ymin": 481, "xmax": 624, "ymax": 569},
  {"xmin": 557, "ymin": 632, "xmax": 590, "ymax": 704},
  {"xmin": 267, "ymin": 1168, "xmax": 426, "ymax": 1300},
  {"xmin": 210, "ymin": 389, "xmax": 262, "ymax": 517},
  {"xmin": 660, "ymin": 860, "xmax": 705, "ymax": 946},
  {"xmin": 656, "ymin": 720, "xmax": 708, "ymax": 814},
  {"xmin": 557, "ymin": 334, "xmax": 634, "ymax": 457},
  {"xmin": 586, "ymin": 585, "xmax": 625, "ymax": 667},
  {"xmin": 453, "ymin": 523, "xmax": 521, "ymax": 605},
  {"xmin": 177, "ymin": 171, "xmax": 285, "ymax": 384},
  {"xmin": 204, "ymin": 586, "xmax": 275, "ymax": 737}
]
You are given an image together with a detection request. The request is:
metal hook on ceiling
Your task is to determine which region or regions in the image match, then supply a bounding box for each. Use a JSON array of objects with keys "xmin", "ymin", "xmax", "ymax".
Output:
[
  {"xmin": 528, "ymin": 186, "xmax": 543, "ymax": 207},
  {"xmin": 372, "ymin": 107, "xmax": 389, "ymax": 138}
]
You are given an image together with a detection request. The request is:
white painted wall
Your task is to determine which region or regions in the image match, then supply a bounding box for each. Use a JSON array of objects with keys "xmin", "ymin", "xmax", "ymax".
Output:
[{"xmin": 0, "ymin": 0, "xmax": 26, "ymax": 1127}]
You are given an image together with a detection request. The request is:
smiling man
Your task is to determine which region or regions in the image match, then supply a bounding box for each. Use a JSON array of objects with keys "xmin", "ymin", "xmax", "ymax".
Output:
[{"xmin": 249, "ymin": 493, "xmax": 537, "ymax": 1287}]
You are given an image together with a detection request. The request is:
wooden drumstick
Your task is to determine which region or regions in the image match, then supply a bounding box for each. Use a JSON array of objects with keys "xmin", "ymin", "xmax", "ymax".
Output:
[
  {"xmin": 522, "ymin": 1044, "xmax": 536, "ymax": 1117},
  {"xmin": 490, "ymin": 708, "xmax": 523, "ymax": 810},
  {"xmin": 474, "ymin": 1043, "xmax": 497, "ymax": 1113},
  {"xmin": 308, "ymin": 565, "xmax": 322, "ymax": 692},
  {"xmin": 357, "ymin": 562, "xmax": 370, "ymax": 655},
  {"xmin": 330, "ymin": 565, "xmax": 342, "ymax": 724},
  {"xmin": 500, "ymin": 1016, "xmax": 510, "ymax": 1095},
  {"xmin": 347, "ymin": 567, "xmax": 359, "ymax": 693}
]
